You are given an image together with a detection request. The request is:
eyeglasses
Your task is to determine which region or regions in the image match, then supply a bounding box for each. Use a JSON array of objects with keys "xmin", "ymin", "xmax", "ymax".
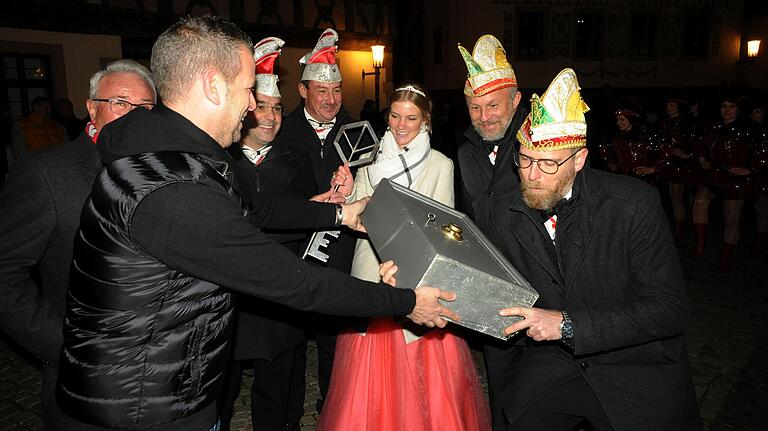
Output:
[
  {"xmin": 255, "ymin": 103, "xmax": 283, "ymax": 114},
  {"xmin": 91, "ymin": 98, "xmax": 154, "ymax": 115},
  {"xmin": 514, "ymin": 150, "xmax": 581, "ymax": 175}
]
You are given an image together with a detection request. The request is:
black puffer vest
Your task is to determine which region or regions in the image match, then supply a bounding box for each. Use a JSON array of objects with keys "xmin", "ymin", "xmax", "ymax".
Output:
[{"xmin": 58, "ymin": 151, "xmax": 239, "ymax": 429}]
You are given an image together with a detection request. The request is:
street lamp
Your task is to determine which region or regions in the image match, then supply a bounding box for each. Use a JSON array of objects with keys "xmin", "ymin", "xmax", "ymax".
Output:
[
  {"xmin": 747, "ymin": 39, "xmax": 761, "ymax": 58},
  {"xmin": 362, "ymin": 44, "xmax": 385, "ymax": 112}
]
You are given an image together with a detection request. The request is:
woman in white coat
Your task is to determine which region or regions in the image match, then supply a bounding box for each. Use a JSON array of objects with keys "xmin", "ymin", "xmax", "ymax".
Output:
[{"xmin": 318, "ymin": 84, "xmax": 491, "ymax": 431}]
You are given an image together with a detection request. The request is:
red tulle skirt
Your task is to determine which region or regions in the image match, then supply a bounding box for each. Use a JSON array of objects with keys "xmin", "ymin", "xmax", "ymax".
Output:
[{"xmin": 317, "ymin": 317, "xmax": 491, "ymax": 431}]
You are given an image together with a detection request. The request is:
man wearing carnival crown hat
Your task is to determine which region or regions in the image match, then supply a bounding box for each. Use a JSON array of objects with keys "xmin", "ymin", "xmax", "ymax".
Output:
[
  {"xmin": 219, "ymin": 37, "xmax": 315, "ymax": 431},
  {"xmin": 273, "ymin": 28, "xmax": 358, "ymax": 412},
  {"xmin": 482, "ymin": 69, "xmax": 701, "ymax": 431},
  {"xmin": 457, "ymin": 34, "xmax": 528, "ymax": 226}
]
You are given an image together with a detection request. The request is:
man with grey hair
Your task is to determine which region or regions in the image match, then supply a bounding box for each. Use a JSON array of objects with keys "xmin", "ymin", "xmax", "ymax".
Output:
[
  {"xmin": 456, "ymin": 35, "xmax": 527, "ymax": 228},
  {"xmin": 0, "ymin": 59, "xmax": 156, "ymax": 430},
  {"xmin": 56, "ymin": 16, "xmax": 457, "ymax": 431},
  {"xmin": 455, "ymin": 35, "xmax": 528, "ymax": 430},
  {"xmin": 86, "ymin": 59, "xmax": 156, "ymax": 134}
]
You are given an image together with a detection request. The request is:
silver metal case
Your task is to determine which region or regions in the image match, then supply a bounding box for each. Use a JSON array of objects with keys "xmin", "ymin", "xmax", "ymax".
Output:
[{"xmin": 363, "ymin": 179, "xmax": 539, "ymax": 339}]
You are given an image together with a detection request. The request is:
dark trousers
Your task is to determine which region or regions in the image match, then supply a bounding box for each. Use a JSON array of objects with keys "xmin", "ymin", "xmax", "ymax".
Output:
[
  {"xmin": 308, "ymin": 232, "xmax": 357, "ymax": 413},
  {"xmin": 484, "ymin": 343, "xmax": 522, "ymax": 431},
  {"xmin": 43, "ymin": 366, "xmax": 65, "ymax": 431},
  {"xmin": 313, "ymin": 322, "xmax": 339, "ymax": 413},
  {"xmin": 314, "ymin": 317, "xmax": 369, "ymax": 414},
  {"xmin": 506, "ymin": 375, "xmax": 614, "ymax": 431},
  {"xmin": 219, "ymin": 342, "xmax": 306, "ymax": 431}
]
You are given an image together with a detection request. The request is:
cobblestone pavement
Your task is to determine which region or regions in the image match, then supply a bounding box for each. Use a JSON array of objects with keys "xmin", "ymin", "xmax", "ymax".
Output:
[{"xmin": 1, "ymin": 210, "xmax": 766, "ymax": 430}]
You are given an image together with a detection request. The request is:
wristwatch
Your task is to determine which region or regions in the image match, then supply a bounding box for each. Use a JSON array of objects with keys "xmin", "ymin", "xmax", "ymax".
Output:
[
  {"xmin": 560, "ymin": 310, "xmax": 574, "ymax": 340},
  {"xmin": 334, "ymin": 204, "xmax": 344, "ymax": 226}
]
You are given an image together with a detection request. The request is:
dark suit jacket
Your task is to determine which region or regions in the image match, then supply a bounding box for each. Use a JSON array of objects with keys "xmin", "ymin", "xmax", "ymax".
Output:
[
  {"xmin": 484, "ymin": 168, "xmax": 701, "ymax": 431},
  {"xmin": 0, "ymin": 133, "xmax": 100, "ymax": 367},
  {"xmin": 0, "ymin": 133, "xmax": 103, "ymax": 430},
  {"xmin": 457, "ymin": 106, "xmax": 527, "ymax": 226},
  {"xmin": 227, "ymin": 142, "xmax": 317, "ymax": 360},
  {"xmin": 274, "ymin": 103, "xmax": 358, "ymax": 273},
  {"xmin": 276, "ymin": 103, "xmax": 354, "ymax": 190}
]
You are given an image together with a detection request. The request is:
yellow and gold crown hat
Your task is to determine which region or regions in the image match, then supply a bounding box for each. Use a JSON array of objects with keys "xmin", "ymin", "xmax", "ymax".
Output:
[
  {"xmin": 517, "ymin": 68, "xmax": 590, "ymax": 151},
  {"xmin": 458, "ymin": 35, "xmax": 517, "ymax": 97}
]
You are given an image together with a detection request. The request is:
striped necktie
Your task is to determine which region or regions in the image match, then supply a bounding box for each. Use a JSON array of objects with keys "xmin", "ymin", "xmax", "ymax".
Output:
[{"xmin": 242, "ymin": 146, "xmax": 271, "ymax": 166}]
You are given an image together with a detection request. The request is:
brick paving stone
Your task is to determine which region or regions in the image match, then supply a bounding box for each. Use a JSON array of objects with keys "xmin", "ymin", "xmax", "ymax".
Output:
[
  {"xmin": 5, "ymin": 411, "xmax": 24, "ymax": 424},
  {"xmin": 18, "ymin": 409, "xmax": 42, "ymax": 426},
  {"xmin": 709, "ymin": 336, "xmax": 768, "ymax": 431},
  {"xmin": 0, "ymin": 398, "xmax": 16, "ymax": 413},
  {"xmin": 16, "ymin": 395, "xmax": 38, "ymax": 409}
]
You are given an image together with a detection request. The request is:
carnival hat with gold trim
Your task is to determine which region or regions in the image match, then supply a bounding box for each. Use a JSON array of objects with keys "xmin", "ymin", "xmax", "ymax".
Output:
[
  {"xmin": 300, "ymin": 28, "xmax": 342, "ymax": 83},
  {"xmin": 517, "ymin": 68, "xmax": 590, "ymax": 151},
  {"xmin": 254, "ymin": 37, "xmax": 284, "ymax": 98},
  {"xmin": 458, "ymin": 35, "xmax": 517, "ymax": 97}
]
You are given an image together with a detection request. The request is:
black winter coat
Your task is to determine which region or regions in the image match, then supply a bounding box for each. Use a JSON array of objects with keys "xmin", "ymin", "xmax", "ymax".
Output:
[
  {"xmin": 226, "ymin": 143, "xmax": 316, "ymax": 360},
  {"xmin": 275, "ymin": 103, "xmax": 358, "ymax": 272},
  {"xmin": 457, "ymin": 106, "xmax": 527, "ymax": 226},
  {"xmin": 0, "ymin": 133, "xmax": 104, "ymax": 430},
  {"xmin": 276, "ymin": 103, "xmax": 354, "ymax": 189},
  {"xmin": 0, "ymin": 133, "xmax": 99, "ymax": 368},
  {"xmin": 57, "ymin": 105, "xmax": 416, "ymax": 430},
  {"xmin": 484, "ymin": 168, "xmax": 701, "ymax": 431}
]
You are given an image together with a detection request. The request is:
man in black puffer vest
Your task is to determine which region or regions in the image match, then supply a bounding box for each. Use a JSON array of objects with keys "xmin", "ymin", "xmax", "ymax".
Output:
[{"xmin": 57, "ymin": 16, "xmax": 458, "ymax": 431}]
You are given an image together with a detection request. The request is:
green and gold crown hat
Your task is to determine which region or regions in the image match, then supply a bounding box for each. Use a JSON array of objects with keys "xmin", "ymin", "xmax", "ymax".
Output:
[
  {"xmin": 517, "ymin": 68, "xmax": 590, "ymax": 151},
  {"xmin": 458, "ymin": 35, "xmax": 517, "ymax": 97}
]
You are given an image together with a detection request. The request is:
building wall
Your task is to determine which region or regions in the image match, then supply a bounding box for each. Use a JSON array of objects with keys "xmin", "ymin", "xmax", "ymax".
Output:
[
  {"xmin": 0, "ymin": 26, "xmax": 391, "ymax": 121},
  {"xmin": 0, "ymin": 27, "xmax": 122, "ymax": 119},
  {"xmin": 1, "ymin": 0, "xmax": 395, "ymax": 119},
  {"xmin": 422, "ymin": 0, "xmax": 758, "ymax": 92}
]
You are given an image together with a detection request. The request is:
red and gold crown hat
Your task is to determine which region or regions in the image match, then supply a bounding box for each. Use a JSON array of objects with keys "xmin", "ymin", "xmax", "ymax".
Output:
[
  {"xmin": 517, "ymin": 68, "xmax": 590, "ymax": 151},
  {"xmin": 458, "ymin": 35, "xmax": 517, "ymax": 97},
  {"xmin": 253, "ymin": 37, "xmax": 284, "ymax": 98},
  {"xmin": 300, "ymin": 28, "xmax": 342, "ymax": 83}
]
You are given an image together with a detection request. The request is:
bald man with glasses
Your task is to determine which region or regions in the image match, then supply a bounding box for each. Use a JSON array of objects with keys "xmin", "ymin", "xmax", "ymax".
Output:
[{"xmin": 481, "ymin": 69, "xmax": 700, "ymax": 431}]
